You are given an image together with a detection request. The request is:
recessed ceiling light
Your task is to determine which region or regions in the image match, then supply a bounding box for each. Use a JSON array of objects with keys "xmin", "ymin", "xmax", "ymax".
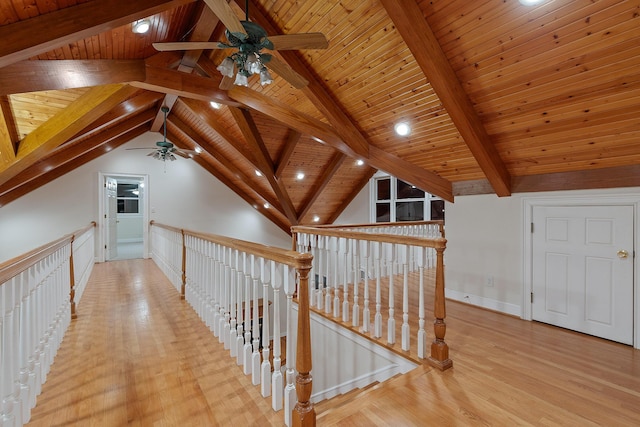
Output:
[
  {"xmin": 518, "ymin": 0, "xmax": 545, "ymax": 5},
  {"xmin": 194, "ymin": 147, "xmax": 202, "ymax": 154},
  {"xmin": 255, "ymin": 170, "xmax": 262, "ymax": 177},
  {"xmin": 394, "ymin": 121, "xmax": 411, "ymax": 136},
  {"xmin": 296, "ymin": 172, "xmax": 305, "ymax": 180},
  {"xmin": 132, "ymin": 19, "xmax": 150, "ymax": 34},
  {"xmin": 209, "ymin": 101, "xmax": 221, "ymax": 109},
  {"xmin": 263, "ymin": 202, "xmax": 270, "ymax": 209},
  {"xmin": 313, "ymin": 215, "xmax": 320, "ymax": 222},
  {"xmin": 356, "ymin": 159, "xmax": 364, "ymax": 166}
]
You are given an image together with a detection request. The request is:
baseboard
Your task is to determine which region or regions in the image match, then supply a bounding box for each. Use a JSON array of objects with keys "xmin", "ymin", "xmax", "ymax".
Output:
[{"xmin": 445, "ymin": 288, "xmax": 521, "ymax": 317}]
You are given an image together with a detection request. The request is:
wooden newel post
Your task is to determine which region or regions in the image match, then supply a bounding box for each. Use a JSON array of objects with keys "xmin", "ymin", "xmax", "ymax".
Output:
[
  {"xmin": 69, "ymin": 235, "xmax": 77, "ymax": 320},
  {"xmin": 428, "ymin": 241, "xmax": 452, "ymax": 370},
  {"xmin": 180, "ymin": 229, "xmax": 186, "ymax": 300},
  {"xmin": 293, "ymin": 255, "xmax": 315, "ymax": 427}
]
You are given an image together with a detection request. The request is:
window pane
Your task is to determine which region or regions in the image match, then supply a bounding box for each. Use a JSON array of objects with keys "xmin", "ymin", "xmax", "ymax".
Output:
[
  {"xmin": 430, "ymin": 200, "xmax": 445, "ymax": 221},
  {"xmin": 117, "ymin": 183, "xmax": 139, "ymax": 198},
  {"xmin": 376, "ymin": 203, "xmax": 391, "ymax": 222},
  {"xmin": 396, "ymin": 180, "xmax": 424, "ymax": 199},
  {"xmin": 376, "ymin": 178, "xmax": 391, "ymax": 200},
  {"xmin": 396, "ymin": 201, "xmax": 423, "ymax": 221},
  {"xmin": 117, "ymin": 199, "xmax": 139, "ymax": 214}
]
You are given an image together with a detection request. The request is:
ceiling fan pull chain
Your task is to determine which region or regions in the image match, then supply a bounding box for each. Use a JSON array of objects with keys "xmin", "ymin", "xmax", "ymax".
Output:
[{"xmin": 245, "ymin": 0, "xmax": 249, "ymax": 21}]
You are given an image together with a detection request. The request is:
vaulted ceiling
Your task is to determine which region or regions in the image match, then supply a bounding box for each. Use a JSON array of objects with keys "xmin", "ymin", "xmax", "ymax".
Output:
[{"xmin": 0, "ymin": 0, "xmax": 639, "ymax": 233}]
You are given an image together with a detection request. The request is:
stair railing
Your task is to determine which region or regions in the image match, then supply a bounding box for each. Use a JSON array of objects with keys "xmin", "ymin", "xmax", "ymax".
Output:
[
  {"xmin": 291, "ymin": 222, "xmax": 452, "ymax": 370},
  {"xmin": 149, "ymin": 222, "xmax": 315, "ymax": 427},
  {"xmin": 0, "ymin": 222, "xmax": 96, "ymax": 426}
]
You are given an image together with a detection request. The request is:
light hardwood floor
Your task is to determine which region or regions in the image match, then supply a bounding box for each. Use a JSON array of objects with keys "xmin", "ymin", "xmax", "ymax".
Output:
[{"xmin": 28, "ymin": 259, "xmax": 640, "ymax": 426}]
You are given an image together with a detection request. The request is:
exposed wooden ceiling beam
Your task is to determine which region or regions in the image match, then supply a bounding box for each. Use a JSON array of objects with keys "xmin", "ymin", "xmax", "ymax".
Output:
[
  {"xmin": 327, "ymin": 169, "xmax": 377, "ymax": 225},
  {"xmin": 166, "ymin": 125, "xmax": 290, "ymax": 234},
  {"xmin": 275, "ymin": 129, "xmax": 301, "ymax": 179},
  {"xmin": 230, "ymin": 107, "xmax": 299, "ymax": 226},
  {"xmin": 168, "ymin": 112, "xmax": 282, "ymax": 213},
  {"xmin": 379, "ymin": 0, "xmax": 511, "ymax": 197},
  {"xmin": 131, "ymin": 65, "xmax": 241, "ymax": 107},
  {"xmin": 236, "ymin": 0, "xmax": 369, "ymax": 160},
  {"xmin": 179, "ymin": 98, "xmax": 261, "ymax": 170},
  {"xmin": 150, "ymin": 4, "xmax": 221, "ymax": 132},
  {"xmin": 0, "ymin": 84, "xmax": 137, "ymax": 187},
  {"xmin": 229, "ymin": 86, "xmax": 454, "ymax": 202},
  {"xmin": 0, "ymin": 60, "xmax": 146, "ymax": 95},
  {"xmin": 0, "ymin": 0, "xmax": 196, "ymax": 68},
  {"xmin": 0, "ymin": 96, "xmax": 19, "ymax": 154},
  {"xmin": 0, "ymin": 98, "xmax": 16, "ymax": 169}
]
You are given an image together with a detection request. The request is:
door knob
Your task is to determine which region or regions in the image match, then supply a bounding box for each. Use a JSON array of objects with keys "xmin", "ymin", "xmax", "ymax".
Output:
[{"xmin": 617, "ymin": 250, "xmax": 629, "ymax": 259}]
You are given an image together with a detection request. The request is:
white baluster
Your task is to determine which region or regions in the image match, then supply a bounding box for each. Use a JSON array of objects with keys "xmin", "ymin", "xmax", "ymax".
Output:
[
  {"xmin": 272, "ymin": 263, "xmax": 286, "ymax": 411},
  {"xmin": 235, "ymin": 253, "xmax": 244, "ymax": 365},
  {"xmin": 250, "ymin": 255, "xmax": 261, "ymax": 385},
  {"xmin": 374, "ymin": 242, "xmax": 383, "ymax": 338},
  {"xmin": 352, "ymin": 239, "xmax": 360, "ymax": 327},
  {"xmin": 316, "ymin": 235, "xmax": 324, "ymax": 311},
  {"xmin": 332, "ymin": 237, "xmax": 340, "ymax": 319},
  {"xmin": 1, "ymin": 276, "xmax": 17, "ymax": 427},
  {"xmin": 230, "ymin": 250, "xmax": 239, "ymax": 358},
  {"xmin": 341, "ymin": 238, "xmax": 349, "ymax": 323},
  {"xmin": 283, "ymin": 266, "xmax": 296, "ymax": 427},
  {"xmin": 260, "ymin": 258, "xmax": 272, "ymax": 397},
  {"xmin": 416, "ymin": 246, "xmax": 427, "ymax": 358},
  {"xmin": 362, "ymin": 240, "xmax": 371, "ymax": 334},
  {"xmin": 401, "ymin": 245, "xmax": 410, "ymax": 351},
  {"xmin": 222, "ymin": 248, "xmax": 231, "ymax": 348},
  {"xmin": 242, "ymin": 253, "xmax": 253, "ymax": 373},
  {"xmin": 324, "ymin": 236, "xmax": 331, "ymax": 314},
  {"xmin": 388, "ymin": 243, "xmax": 396, "ymax": 345}
]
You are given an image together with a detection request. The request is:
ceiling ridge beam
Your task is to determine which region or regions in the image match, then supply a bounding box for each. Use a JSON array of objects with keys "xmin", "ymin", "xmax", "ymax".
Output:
[{"xmin": 379, "ymin": 0, "xmax": 511, "ymax": 197}]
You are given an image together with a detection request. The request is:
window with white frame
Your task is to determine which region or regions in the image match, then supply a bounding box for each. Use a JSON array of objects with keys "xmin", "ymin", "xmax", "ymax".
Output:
[{"xmin": 372, "ymin": 174, "xmax": 444, "ymax": 223}]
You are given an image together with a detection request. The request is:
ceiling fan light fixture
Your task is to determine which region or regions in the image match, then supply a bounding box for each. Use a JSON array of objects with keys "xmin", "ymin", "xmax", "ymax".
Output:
[
  {"xmin": 260, "ymin": 67, "xmax": 273, "ymax": 86},
  {"xmin": 234, "ymin": 71, "xmax": 249, "ymax": 87},
  {"xmin": 217, "ymin": 57, "xmax": 235, "ymax": 77}
]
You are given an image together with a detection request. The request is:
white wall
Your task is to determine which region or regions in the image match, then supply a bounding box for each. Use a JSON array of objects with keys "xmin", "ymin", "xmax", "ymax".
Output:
[
  {"xmin": 446, "ymin": 187, "xmax": 640, "ymax": 317},
  {"xmin": 0, "ymin": 132, "xmax": 290, "ymax": 262},
  {"xmin": 334, "ymin": 182, "xmax": 370, "ymax": 225}
]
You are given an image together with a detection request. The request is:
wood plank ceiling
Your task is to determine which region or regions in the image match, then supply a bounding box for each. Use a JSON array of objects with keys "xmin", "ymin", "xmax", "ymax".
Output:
[{"xmin": 0, "ymin": 0, "xmax": 639, "ymax": 233}]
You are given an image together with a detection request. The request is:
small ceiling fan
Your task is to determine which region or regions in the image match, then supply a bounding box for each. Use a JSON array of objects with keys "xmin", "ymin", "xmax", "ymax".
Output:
[
  {"xmin": 127, "ymin": 106, "xmax": 198, "ymax": 161},
  {"xmin": 152, "ymin": 0, "xmax": 328, "ymax": 89}
]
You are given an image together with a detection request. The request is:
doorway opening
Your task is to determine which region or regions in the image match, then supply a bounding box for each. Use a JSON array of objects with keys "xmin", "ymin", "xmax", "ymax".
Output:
[{"xmin": 99, "ymin": 173, "xmax": 149, "ymax": 262}]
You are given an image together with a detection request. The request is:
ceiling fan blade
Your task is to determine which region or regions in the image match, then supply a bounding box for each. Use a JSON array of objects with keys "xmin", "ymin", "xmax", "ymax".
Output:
[
  {"xmin": 147, "ymin": 151, "xmax": 156, "ymax": 156},
  {"xmin": 219, "ymin": 75, "xmax": 235, "ymax": 90},
  {"xmin": 126, "ymin": 147, "xmax": 158, "ymax": 150},
  {"xmin": 173, "ymin": 150, "xmax": 191, "ymax": 159},
  {"xmin": 267, "ymin": 57, "xmax": 309, "ymax": 89},
  {"xmin": 202, "ymin": 0, "xmax": 247, "ymax": 38},
  {"xmin": 152, "ymin": 42, "xmax": 227, "ymax": 51},
  {"xmin": 269, "ymin": 33, "xmax": 328, "ymax": 50}
]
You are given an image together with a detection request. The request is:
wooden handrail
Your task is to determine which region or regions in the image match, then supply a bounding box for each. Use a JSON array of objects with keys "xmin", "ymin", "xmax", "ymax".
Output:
[
  {"xmin": 0, "ymin": 222, "xmax": 96, "ymax": 284},
  {"xmin": 291, "ymin": 223, "xmax": 452, "ymax": 371},
  {"xmin": 291, "ymin": 225, "xmax": 446, "ymax": 249},
  {"xmin": 150, "ymin": 221, "xmax": 316, "ymax": 425}
]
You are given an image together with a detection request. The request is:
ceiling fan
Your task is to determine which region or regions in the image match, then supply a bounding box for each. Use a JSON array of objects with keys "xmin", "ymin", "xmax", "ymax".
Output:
[
  {"xmin": 127, "ymin": 106, "xmax": 198, "ymax": 161},
  {"xmin": 152, "ymin": 0, "xmax": 328, "ymax": 89}
]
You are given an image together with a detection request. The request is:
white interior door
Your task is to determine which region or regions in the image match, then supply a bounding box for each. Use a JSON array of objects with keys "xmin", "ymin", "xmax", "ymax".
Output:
[
  {"xmin": 106, "ymin": 177, "xmax": 118, "ymax": 260},
  {"xmin": 532, "ymin": 205, "xmax": 634, "ymax": 344}
]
